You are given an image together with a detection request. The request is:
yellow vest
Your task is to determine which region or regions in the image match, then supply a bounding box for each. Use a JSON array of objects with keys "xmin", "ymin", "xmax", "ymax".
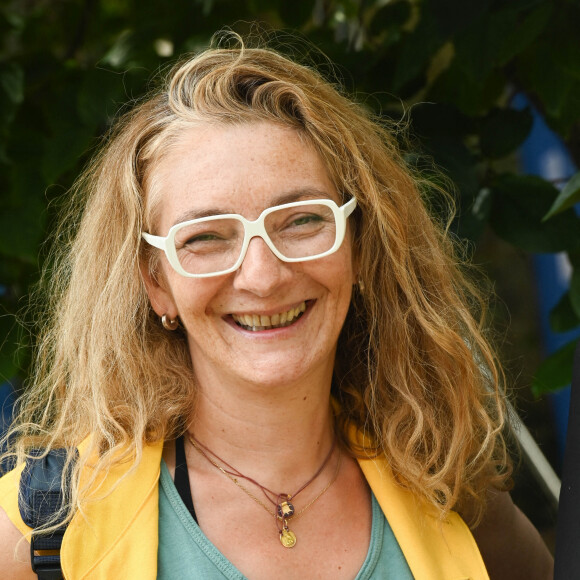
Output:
[{"xmin": 0, "ymin": 435, "xmax": 488, "ymax": 580}]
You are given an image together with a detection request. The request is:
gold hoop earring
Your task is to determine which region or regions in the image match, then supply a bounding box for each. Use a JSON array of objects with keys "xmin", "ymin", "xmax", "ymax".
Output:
[{"xmin": 161, "ymin": 314, "xmax": 179, "ymax": 331}]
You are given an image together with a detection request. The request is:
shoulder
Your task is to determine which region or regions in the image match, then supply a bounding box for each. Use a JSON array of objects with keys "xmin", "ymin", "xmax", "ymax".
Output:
[
  {"xmin": 0, "ymin": 463, "xmax": 31, "ymax": 536},
  {"xmin": 466, "ymin": 489, "xmax": 553, "ymax": 580},
  {"xmin": 0, "ymin": 466, "xmax": 35, "ymax": 580},
  {"xmin": 0, "ymin": 506, "xmax": 35, "ymax": 579}
]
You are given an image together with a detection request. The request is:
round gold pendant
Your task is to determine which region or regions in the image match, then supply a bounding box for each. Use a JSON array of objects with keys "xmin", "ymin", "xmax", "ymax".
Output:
[{"xmin": 279, "ymin": 528, "xmax": 297, "ymax": 548}]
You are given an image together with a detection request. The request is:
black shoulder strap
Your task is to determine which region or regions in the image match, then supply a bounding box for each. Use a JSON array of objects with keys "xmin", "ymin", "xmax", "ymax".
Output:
[
  {"xmin": 174, "ymin": 434, "xmax": 197, "ymax": 522},
  {"xmin": 554, "ymin": 339, "xmax": 580, "ymax": 579},
  {"xmin": 18, "ymin": 448, "xmax": 78, "ymax": 580}
]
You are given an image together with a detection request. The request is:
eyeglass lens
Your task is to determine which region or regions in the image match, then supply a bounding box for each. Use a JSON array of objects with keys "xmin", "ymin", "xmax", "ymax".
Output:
[{"xmin": 173, "ymin": 203, "xmax": 338, "ymax": 275}]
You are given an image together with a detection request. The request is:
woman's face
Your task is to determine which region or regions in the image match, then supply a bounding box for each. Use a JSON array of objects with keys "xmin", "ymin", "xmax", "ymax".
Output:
[{"xmin": 142, "ymin": 122, "xmax": 357, "ymax": 389}]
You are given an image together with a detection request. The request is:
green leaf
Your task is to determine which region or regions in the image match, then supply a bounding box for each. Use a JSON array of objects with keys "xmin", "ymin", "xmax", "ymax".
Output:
[
  {"xmin": 0, "ymin": 346, "xmax": 19, "ymax": 383},
  {"xmin": 489, "ymin": 174, "xmax": 580, "ymax": 253},
  {"xmin": 427, "ymin": 60, "xmax": 504, "ymax": 115},
  {"xmin": 451, "ymin": 1, "xmax": 551, "ymax": 77},
  {"xmin": 543, "ymin": 171, "xmax": 580, "ymax": 220},
  {"xmin": 369, "ymin": 1, "xmax": 412, "ymax": 37},
  {"xmin": 0, "ymin": 312, "xmax": 22, "ymax": 383},
  {"xmin": 411, "ymin": 127, "xmax": 485, "ymax": 241},
  {"xmin": 410, "ymin": 102, "xmax": 475, "ymax": 138},
  {"xmin": 278, "ymin": 0, "xmax": 314, "ymax": 28},
  {"xmin": 0, "ymin": 63, "xmax": 24, "ymax": 133},
  {"xmin": 430, "ymin": 0, "xmax": 491, "ymax": 37},
  {"xmin": 78, "ymin": 67, "xmax": 127, "ymax": 128},
  {"xmin": 37, "ymin": 73, "xmax": 96, "ymax": 183},
  {"xmin": 446, "ymin": 185, "xmax": 492, "ymax": 243},
  {"xmin": 101, "ymin": 30, "xmax": 136, "ymax": 69},
  {"xmin": 426, "ymin": 137, "xmax": 480, "ymax": 198},
  {"xmin": 479, "ymin": 107, "xmax": 533, "ymax": 159},
  {"xmin": 0, "ymin": 205, "xmax": 45, "ymax": 264},
  {"xmin": 517, "ymin": 13, "xmax": 580, "ymax": 124},
  {"xmin": 0, "ymin": 62, "xmax": 24, "ymax": 105},
  {"xmin": 392, "ymin": 4, "xmax": 447, "ymax": 92},
  {"xmin": 543, "ymin": 78, "xmax": 580, "ymax": 138},
  {"xmin": 495, "ymin": 2, "xmax": 552, "ymax": 65},
  {"xmin": 532, "ymin": 339, "xmax": 579, "ymax": 396},
  {"xmin": 550, "ymin": 291, "xmax": 580, "ymax": 333}
]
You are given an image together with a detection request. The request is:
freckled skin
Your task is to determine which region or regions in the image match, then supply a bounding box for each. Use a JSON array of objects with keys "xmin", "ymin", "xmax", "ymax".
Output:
[{"xmin": 142, "ymin": 122, "xmax": 357, "ymax": 392}]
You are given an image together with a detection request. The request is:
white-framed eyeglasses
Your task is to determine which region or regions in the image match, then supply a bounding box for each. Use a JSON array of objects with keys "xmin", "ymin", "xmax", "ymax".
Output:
[{"xmin": 142, "ymin": 197, "xmax": 357, "ymax": 278}]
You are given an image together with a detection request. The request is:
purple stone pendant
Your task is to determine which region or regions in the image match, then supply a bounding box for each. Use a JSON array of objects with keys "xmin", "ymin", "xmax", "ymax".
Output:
[{"xmin": 277, "ymin": 500, "xmax": 295, "ymax": 518}]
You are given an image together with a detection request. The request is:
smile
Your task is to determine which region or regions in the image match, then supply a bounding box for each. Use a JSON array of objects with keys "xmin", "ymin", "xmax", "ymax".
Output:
[{"xmin": 232, "ymin": 301, "xmax": 307, "ymax": 331}]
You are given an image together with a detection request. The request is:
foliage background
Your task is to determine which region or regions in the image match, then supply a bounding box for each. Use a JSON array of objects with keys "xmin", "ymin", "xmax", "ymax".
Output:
[{"xmin": 1, "ymin": 0, "xmax": 579, "ymax": 533}]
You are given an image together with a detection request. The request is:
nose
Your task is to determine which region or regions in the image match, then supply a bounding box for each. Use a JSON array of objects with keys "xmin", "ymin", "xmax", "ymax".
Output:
[{"xmin": 232, "ymin": 236, "xmax": 292, "ymax": 296}]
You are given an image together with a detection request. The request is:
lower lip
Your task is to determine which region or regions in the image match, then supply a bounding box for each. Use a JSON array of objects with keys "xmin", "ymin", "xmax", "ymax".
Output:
[{"xmin": 227, "ymin": 301, "xmax": 313, "ymax": 336}]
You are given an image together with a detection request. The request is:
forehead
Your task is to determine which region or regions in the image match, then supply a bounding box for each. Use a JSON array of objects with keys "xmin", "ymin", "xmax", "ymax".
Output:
[{"xmin": 148, "ymin": 122, "xmax": 339, "ymax": 230}]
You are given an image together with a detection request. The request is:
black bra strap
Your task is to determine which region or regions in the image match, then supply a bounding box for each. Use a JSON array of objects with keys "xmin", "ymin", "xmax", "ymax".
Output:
[{"xmin": 174, "ymin": 435, "xmax": 197, "ymax": 523}]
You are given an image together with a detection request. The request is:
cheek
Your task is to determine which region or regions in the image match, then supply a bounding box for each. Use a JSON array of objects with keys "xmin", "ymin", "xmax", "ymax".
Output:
[
  {"xmin": 318, "ymin": 253, "xmax": 356, "ymax": 309},
  {"xmin": 337, "ymin": 256, "xmax": 357, "ymax": 315},
  {"xmin": 141, "ymin": 258, "xmax": 177, "ymax": 317},
  {"xmin": 336, "ymin": 243, "xmax": 357, "ymax": 290},
  {"xmin": 346, "ymin": 231, "xmax": 359, "ymax": 283},
  {"xmin": 169, "ymin": 277, "xmax": 227, "ymax": 319}
]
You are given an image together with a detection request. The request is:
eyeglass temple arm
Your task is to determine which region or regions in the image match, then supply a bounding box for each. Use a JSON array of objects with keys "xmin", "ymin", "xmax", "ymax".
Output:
[
  {"xmin": 342, "ymin": 197, "xmax": 357, "ymax": 217},
  {"xmin": 142, "ymin": 232, "xmax": 166, "ymax": 250}
]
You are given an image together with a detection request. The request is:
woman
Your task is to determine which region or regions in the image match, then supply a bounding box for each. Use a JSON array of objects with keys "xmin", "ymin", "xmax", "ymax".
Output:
[{"xmin": 0, "ymin": 35, "xmax": 552, "ymax": 579}]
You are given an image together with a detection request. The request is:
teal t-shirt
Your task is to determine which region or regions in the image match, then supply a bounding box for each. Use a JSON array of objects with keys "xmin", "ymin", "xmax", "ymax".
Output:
[{"xmin": 157, "ymin": 460, "xmax": 414, "ymax": 579}]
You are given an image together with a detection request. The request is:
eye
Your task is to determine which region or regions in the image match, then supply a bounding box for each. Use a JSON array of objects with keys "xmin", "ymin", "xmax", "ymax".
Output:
[
  {"xmin": 174, "ymin": 219, "xmax": 242, "ymax": 249},
  {"xmin": 283, "ymin": 211, "xmax": 327, "ymax": 229},
  {"xmin": 184, "ymin": 233, "xmax": 222, "ymax": 245},
  {"xmin": 291, "ymin": 214, "xmax": 323, "ymax": 226}
]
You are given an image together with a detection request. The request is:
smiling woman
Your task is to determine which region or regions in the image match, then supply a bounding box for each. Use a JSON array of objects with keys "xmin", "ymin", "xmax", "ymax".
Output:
[
  {"xmin": 140, "ymin": 122, "xmax": 357, "ymax": 390},
  {"xmin": 0, "ymin": 32, "xmax": 553, "ymax": 579}
]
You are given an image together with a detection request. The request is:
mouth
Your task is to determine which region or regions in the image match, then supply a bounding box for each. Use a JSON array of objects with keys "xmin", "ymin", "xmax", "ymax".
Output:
[{"xmin": 231, "ymin": 301, "xmax": 308, "ymax": 331}]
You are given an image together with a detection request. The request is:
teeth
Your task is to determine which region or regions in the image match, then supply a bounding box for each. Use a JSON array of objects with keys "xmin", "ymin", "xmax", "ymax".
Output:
[{"xmin": 232, "ymin": 301, "xmax": 307, "ymax": 331}]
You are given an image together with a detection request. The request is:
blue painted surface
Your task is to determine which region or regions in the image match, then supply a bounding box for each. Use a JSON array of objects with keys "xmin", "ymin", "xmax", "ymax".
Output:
[
  {"xmin": 512, "ymin": 93, "xmax": 580, "ymax": 462},
  {"xmin": 0, "ymin": 381, "xmax": 16, "ymax": 471},
  {"xmin": 0, "ymin": 381, "xmax": 15, "ymax": 434}
]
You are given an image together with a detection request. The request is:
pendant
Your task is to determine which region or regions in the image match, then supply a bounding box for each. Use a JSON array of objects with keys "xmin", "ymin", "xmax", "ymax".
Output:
[
  {"xmin": 279, "ymin": 527, "xmax": 297, "ymax": 548},
  {"xmin": 277, "ymin": 500, "xmax": 295, "ymax": 518}
]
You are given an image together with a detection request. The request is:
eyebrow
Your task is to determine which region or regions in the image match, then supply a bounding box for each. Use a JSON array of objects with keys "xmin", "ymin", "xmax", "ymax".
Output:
[{"xmin": 171, "ymin": 188, "xmax": 335, "ymax": 226}]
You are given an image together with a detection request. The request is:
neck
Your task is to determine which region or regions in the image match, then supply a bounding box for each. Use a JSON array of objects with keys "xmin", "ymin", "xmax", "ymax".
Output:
[{"xmin": 186, "ymin": 368, "xmax": 336, "ymax": 490}]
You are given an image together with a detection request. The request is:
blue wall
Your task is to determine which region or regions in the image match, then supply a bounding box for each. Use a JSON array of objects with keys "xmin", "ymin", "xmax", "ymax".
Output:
[{"xmin": 514, "ymin": 94, "xmax": 579, "ymax": 462}]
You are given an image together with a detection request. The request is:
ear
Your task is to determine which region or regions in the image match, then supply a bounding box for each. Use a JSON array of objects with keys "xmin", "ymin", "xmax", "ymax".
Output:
[{"xmin": 139, "ymin": 259, "xmax": 177, "ymax": 319}]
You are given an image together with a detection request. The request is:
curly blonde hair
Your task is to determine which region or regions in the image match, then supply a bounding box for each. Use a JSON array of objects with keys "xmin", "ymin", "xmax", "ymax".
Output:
[{"xmin": 3, "ymin": 32, "xmax": 510, "ymax": 525}]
